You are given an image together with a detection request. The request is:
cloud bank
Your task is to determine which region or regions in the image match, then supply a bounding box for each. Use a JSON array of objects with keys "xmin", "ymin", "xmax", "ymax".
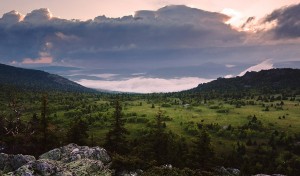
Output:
[
  {"xmin": 0, "ymin": 4, "xmax": 299, "ymax": 68},
  {"xmin": 0, "ymin": 5, "xmax": 243, "ymax": 66},
  {"xmin": 263, "ymin": 3, "xmax": 300, "ymax": 38},
  {"xmin": 0, "ymin": 4, "xmax": 300, "ymax": 92},
  {"xmin": 76, "ymin": 77, "xmax": 212, "ymax": 93}
]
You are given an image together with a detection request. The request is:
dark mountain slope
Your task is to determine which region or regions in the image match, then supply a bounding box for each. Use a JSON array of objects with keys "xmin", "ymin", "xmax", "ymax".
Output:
[
  {"xmin": 0, "ymin": 63, "xmax": 94, "ymax": 92},
  {"xmin": 189, "ymin": 68, "xmax": 300, "ymax": 93}
]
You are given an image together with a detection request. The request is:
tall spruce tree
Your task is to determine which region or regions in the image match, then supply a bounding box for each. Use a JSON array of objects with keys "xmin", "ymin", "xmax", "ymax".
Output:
[
  {"xmin": 105, "ymin": 98, "xmax": 129, "ymax": 154},
  {"xmin": 191, "ymin": 129, "xmax": 214, "ymax": 169},
  {"xmin": 38, "ymin": 94, "xmax": 58, "ymax": 153},
  {"xmin": 41, "ymin": 94, "xmax": 48, "ymax": 148},
  {"xmin": 152, "ymin": 109, "xmax": 168, "ymax": 164},
  {"xmin": 67, "ymin": 118, "xmax": 89, "ymax": 145}
]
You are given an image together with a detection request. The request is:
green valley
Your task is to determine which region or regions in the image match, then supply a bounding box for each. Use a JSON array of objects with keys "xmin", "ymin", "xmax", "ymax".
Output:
[{"xmin": 1, "ymin": 67, "xmax": 300, "ymax": 175}]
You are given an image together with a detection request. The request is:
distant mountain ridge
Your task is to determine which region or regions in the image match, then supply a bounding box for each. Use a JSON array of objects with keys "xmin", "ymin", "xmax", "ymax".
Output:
[
  {"xmin": 189, "ymin": 68, "xmax": 300, "ymax": 93},
  {"xmin": 0, "ymin": 63, "xmax": 95, "ymax": 92}
]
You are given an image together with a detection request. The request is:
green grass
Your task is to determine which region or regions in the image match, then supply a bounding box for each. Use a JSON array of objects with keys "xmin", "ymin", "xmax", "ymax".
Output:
[
  {"xmin": 119, "ymin": 99, "xmax": 300, "ymax": 154},
  {"xmin": 2, "ymin": 91, "xmax": 300, "ymax": 157}
]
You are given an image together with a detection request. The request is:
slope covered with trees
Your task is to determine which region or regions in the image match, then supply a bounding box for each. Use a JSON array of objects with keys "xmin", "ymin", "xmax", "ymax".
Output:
[
  {"xmin": 0, "ymin": 63, "xmax": 94, "ymax": 92},
  {"xmin": 189, "ymin": 68, "xmax": 300, "ymax": 94},
  {"xmin": 0, "ymin": 68, "xmax": 300, "ymax": 175}
]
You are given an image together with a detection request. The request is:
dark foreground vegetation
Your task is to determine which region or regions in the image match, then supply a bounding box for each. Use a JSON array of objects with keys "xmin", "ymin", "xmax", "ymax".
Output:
[{"xmin": 1, "ymin": 68, "xmax": 300, "ymax": 175}]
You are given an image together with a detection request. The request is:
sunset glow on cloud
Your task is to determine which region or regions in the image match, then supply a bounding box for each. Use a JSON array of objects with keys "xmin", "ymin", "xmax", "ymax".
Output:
[
  {"xmin": 22, "ymin": 57, "xmax": 53, "ymax": 64},
  {"xmin": 221, "ymin": 8, "xmax": 244, "ymax": 27},
  {"xmin": 1, "ymin": 0, "xmax": 298, "ymax": 20},
  {"xmin": 0, "ymin": 1, "xmax": 300, "ymax": 92}
]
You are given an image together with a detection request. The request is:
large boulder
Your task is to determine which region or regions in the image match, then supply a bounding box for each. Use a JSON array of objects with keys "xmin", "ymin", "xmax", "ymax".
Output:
[
  {"xmin": 214, "ymin": 166, "xmax": 240, "ymax": 176},
  {"xmin": 5, "ymin": 159, "xmax": 65, "ymax": 176},
  {"xmin": 0, "ymin": 153, "xmax": 36, "ymax": 173},
  {"xmin": 1, "ymin": 144, "xmax": 112, "ymax": 176},
  {"xmin": 39, "ymin": 143, "xmax": 111, "ymax": 164}
]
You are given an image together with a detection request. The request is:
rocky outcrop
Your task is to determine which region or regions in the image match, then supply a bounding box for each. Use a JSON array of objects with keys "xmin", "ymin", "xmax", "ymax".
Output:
[
  {"xmin": 0, "ymin": 153, "xmax": 35, "ymax": 173},
  {"xmin": 0, "ymin": 144, "xmax": 286, "ymax": 176},
  {"xmin": 39, "ymin": 143, "xmax": 111, "ymax": 164},
  {"xmin": 1, "ymin": 143, "xmax": 112, "ymax": 176},
  {"xmin": 214, "ymin": 166, "xmax": 240, "ymax": 176}
]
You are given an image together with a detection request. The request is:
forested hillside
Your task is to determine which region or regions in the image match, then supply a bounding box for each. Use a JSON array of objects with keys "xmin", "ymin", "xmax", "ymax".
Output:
[
  {"xmin": 0, "ymin": 63, "xmax": 94, "ymax": 92},
  {"xmin": 190, "ymin": 68, "xmax": 300, "ymax": 94},
  {"xmin": 0, "ymin": 68, "xmax": 300, "ymax": 175}
]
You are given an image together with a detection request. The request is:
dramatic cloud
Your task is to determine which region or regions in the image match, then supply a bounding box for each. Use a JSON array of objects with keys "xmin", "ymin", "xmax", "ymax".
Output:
[
  {"xmin": 0, "ymin": 5, "xmax": 243, "ymax": 66},
  {"xmin": 0, "ymin": 10, "xmax": 23, "ymax": 25},
  {"xmin": 0, "ymin": 4, "xmax": 300, "ymax": 92},
  {"xmin": 263, "ymin": 3, "xmax": 300, "ymax": 38},
  {"xmin": 221, "ymin": 8, "xmax": 244, "ymax": 28},
  {"xmin": 240, "ymin": 17, "xmax": 256, "ymax": 31},
  {"xmin": 76, "ymin": 77, "xmax": 212, "ymax": 93},
  {"xmin": 24, "ymin": 8, "xmax": 53, "ymax": 25}
]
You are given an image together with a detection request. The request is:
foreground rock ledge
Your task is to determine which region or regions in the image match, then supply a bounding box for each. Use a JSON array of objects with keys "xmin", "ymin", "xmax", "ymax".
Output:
[
  {"xmin": 0, "ymin": 143, "xmax": 112, "ymax": 176},
  {"xmin": 0, "ymin": 144, "xmax": 287, "ymax": 176}
]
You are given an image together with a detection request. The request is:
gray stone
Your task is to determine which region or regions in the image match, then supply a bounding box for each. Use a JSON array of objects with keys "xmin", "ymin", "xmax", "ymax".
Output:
[
  {"xmin": 40, "ymin": 143, "xmax": 111, "ymax": 164},
  {"xmin": 31, "ymin": 159, "xmax": 63, "ymax": 175},
  {"xmin": 0, "ymin": 153, "xmax": 9, "ymax": 170},
  {"xmin": 227, "ymin": 168, "xmax": 240, "ymax": 176},
  {"xmin": 65, "ymin": 158, "xmax": 106, "ymax": 175},
  {"xmin": 39, "ymin": 148, "xmax": 62, "ymax": 161},
  {"xmin": 214, "ymin": 166, "xmax": 241, "ymax": 176},
  {"xmin": 0, "ymin": 153, "xmax": 35, "ymax": 173},
  {"xmin": 1, "ymin": 144, "xmax": 112, "ymax": 176},
  {"xmin": 4, "ymin": 165, "xmax": 34, "ymax": 176},
  {"xmin": 10, "ymin": 154, "xmax": 36, "ymax": 171}
]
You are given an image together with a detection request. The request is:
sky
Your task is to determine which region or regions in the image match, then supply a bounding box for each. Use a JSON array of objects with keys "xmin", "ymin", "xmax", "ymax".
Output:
[
  {"xmin": 0, "ymin": 1, "xmax": 300, "ymax": 93},
  {"xmin": 0, "ymin": 0, "xmax": 299, "ymax": 21}
]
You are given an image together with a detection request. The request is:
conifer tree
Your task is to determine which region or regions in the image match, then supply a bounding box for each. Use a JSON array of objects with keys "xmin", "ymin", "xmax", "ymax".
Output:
[
  {"xmin": 176, "ymin": 137, "xmax": 189, "ymax": 168},
  {"xmin": 152, "ymin": 109, "xmax": 167, "ymax": 163},
  {"xmin": 154, "ymin": 109, "xmax": 164, "ymax": 134},
  {"xmin": 191, "ymin": 129, "xmax": 214, "ymax": 169},
  {"xmin": 41, "ymin": 94, "xmax": 48, "ymax": 148},
  {"xmin": 105, "ymin": 98, "xmax": 129, "ymax": 154},
  {"xmin": 38, "ymin": 94, "xmax": 58, "ymax": 153},
  {"xmin": 67, "ymin": 118, "xmax": 89, "ymax": 145}
]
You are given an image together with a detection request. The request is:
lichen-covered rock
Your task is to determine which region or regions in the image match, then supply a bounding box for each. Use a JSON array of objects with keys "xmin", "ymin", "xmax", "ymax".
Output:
[
  {"xmin": 226, "ymin": 168, "xmax": 240, "ymax": 176},
  {"xmin": 1, "ymin": 144, "xmax": 112, "ymax": 176},
  {"xmin": 40, "ymin": 143, "xmax": 111, "ymax": 164},
  {"xmin": 0, "ymin": 153, "xmax": 9, "ymax": 170},
  {"xmin": 31, "ymin": 159, "xmax": 63, "ymax": 175},
  {"xmin": 65, "ymin": 159, "xmax": 109, "ymax": 176},
  {"xmin": 10, "ymin": 154, "xmax": 36, "ymax": 171},
  {"xmin": 39, "ymin": 148, "xmax": 62, "ymax": 161},
  {"xmin": 214, "ymin": 166, "xmax": 240, "ymax": 176},
  {"xmin": 0, "ymin": 153, "xmax": 36, "ymax": 173},
  {"xmin": 4, "ymin": 165, "xmax": 34, "ymax": 176}
]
